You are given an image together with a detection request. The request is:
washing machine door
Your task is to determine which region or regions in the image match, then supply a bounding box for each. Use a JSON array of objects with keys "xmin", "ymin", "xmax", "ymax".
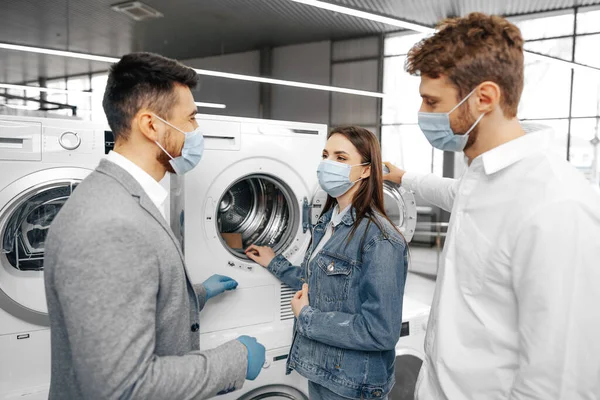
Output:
[
  {"xmin": 0, "ymin": 167, "xmax": 91, "ymax": 324},
  {"xmin": 390, "ymin": 349, "xmax": 424, "ymax": 400},
  {"xmin": 237, "ymin": 385, "xmax": 308, "ymax": 400},
  {"xmin": 383, "ymin": 166, "xmax": 417, "ymax": 243}
]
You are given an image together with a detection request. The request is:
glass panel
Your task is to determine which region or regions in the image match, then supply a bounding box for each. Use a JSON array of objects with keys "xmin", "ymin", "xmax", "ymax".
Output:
[
  {"xmin": 574, "ymin": 33, "xmax": 600, "ymax": 69},
  {"xmin": 519, "ymin": 61, "xmax": 572, "ymax": 119},
  {"xmin": 571, "ymin": 70, "xmax": 600, "ymax": 117},
  {"xmin": 45, "ymin": 78, "xmax": 67, "ymax": 110},
  {"xmin": 569, "ymin": 118, "xmax": 600, "ymax": 185},
  {"xmin": 522, "ymin": 119, "xmax": 569, "ymax": 159},
  {"xmin": 382, "ymin": 56, "xmax": 421, "ymax": 125},
  {"xmin": 67, "ymin": 76, "xmax": 91, "ymax": 120},
  {"xmin": 91, "ymin": 74, "xmax": 109, "ymax": 123},
  {"xmin": 524, "ymin": 38, "xmax": 573, "ymax": 60},
  {"xmin": 577, "ymin": 6, "xmax": 600, "ymax": 35},
  {"xmin": 510, "ymin": 11, "xmax": 574, "ymax": 41},
  {"xmin": 2, "ymin": 182, "xmax": 78, "ymax": 271},
  {"xmin": 384, "ymin": 33, "xmax": 429, "ymax": 56},
  {"xmin": 382, "ymin": 125, "xmax": 433, "ymax": 174}
]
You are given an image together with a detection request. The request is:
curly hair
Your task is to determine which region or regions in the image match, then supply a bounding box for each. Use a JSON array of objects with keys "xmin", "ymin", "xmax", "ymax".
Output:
[{"xmin": 406, "ymin": 13, "xmax": 524, "ymax": 118}]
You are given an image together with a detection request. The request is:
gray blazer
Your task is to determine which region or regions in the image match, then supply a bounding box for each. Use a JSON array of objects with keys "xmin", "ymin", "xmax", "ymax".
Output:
[{"xmin": 44, "ymin": 159, "xmax": 247, "ymax": 399}]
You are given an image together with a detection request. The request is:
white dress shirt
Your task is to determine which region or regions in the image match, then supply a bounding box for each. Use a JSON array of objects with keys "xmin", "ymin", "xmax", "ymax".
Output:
[
  {"xmin": 404, "ymin": 128, "xmax": 600, "ymax": 400},
  {"xmin": 105, "ymin": 151, "xmax": 168, "ymax": 219}
]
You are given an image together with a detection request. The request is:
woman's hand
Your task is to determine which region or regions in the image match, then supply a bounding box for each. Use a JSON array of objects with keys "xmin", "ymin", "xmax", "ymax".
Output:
[
  {"xmin": 245, "ymin": 245, "xmax": 276, "ymax": 268},
  {"xmin": 292, "ymin": 284, "xmax": 310, "ymax": 318}
]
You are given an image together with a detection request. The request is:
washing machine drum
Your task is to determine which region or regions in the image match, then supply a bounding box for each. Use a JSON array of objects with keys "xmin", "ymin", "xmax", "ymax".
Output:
[
  {"xmin": 237, "ymin": 384, "xmax": 308, "ymax": 400},
  {"xmin": 217, "ymin": 175, "xmax": 298, "ymax": 259},
  {"xmin": 2, "ymin": 182, "xmax": 77, "ymax": 271},
  {"xmin": 389, "ymin": 353, "xmax": 423, "ymax": 400}
]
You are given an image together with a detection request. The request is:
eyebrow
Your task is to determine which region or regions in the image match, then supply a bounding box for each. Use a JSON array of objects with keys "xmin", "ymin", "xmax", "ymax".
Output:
[
  {"xmin": 323, "ymin": 150, "xmax": 350, "ymax": 156},
  {"xmin": 189, "ymin": 109, "xmax": 198, "ymax": 117},
  {"xmin": 421, "ymin": 94, "xmax": 440, "ymax": 101}
]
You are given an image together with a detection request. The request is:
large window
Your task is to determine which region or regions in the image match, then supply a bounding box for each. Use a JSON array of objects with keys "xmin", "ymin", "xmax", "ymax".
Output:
[{"xmin": 382, "ymin": 7, "xmax": 600, "ymax": 189}]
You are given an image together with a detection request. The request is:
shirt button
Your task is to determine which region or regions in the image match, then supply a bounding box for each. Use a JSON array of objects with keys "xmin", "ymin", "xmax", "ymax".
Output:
[
  {"xmin": 373, "ymin": 390, "xmax": 382, "ymax": 397},
  {"xmin": 191, "ymin": 323, "xmax": 199, "ymax": 332}
]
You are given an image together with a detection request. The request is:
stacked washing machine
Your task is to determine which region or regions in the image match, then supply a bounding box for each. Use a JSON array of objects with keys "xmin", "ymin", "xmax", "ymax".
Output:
[
  {"xmin": 0, "ymin": 115, "xmax": 105, "ymax": 399},
  {"xmin": 172, "ymin": 114, "xmax": 422, "ymax": 399}
]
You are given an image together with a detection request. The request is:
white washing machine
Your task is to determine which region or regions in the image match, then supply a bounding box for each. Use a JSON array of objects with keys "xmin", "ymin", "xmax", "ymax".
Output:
[
  {"xmin": 389, "ymin": 296, "xmax": 431, "ymax": 400},
  {"xmin": 0, "ymin": 115, "xmax": 105, "ymax": 398},
  {"xmin": 171, "ymin": 114, "xmax": 418, "ymax": 398}
]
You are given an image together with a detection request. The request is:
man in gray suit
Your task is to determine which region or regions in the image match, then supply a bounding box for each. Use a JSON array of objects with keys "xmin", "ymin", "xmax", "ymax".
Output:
[{"xmin": 44, "ymin": 52, "xmax": 266, "ymax": 399}]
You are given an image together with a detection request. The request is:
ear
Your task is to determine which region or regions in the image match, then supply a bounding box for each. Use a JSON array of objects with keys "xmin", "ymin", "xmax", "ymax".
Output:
[
  {"xmin": 361, "ymin": 164, "xmax": 372, "ymax": 179},
  {"xmin": 136, "ymin": 110, "xmax": 161, "ymax": 142},
  {"xmin": 474, "ymin": 81, "xmax": 501, "ymax": 113}
]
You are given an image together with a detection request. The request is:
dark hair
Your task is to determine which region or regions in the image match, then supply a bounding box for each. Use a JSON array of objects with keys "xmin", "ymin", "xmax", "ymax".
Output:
[
  {"xmin": 322, "ymin": 126, "xmax": 401, "ymax": 241},
  {"xmin": 102, "ymin": 52, "xmax": 199, "ymax": 141},
  {"xmin": 405, "ymin": 12, "xmax": 524, "ymax": 118}
]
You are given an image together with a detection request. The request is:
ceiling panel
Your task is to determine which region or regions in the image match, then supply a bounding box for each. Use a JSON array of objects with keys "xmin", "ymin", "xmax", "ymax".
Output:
[{"xmin": 1, "ymin": 0, "xmax": 600, "ymax": 84}]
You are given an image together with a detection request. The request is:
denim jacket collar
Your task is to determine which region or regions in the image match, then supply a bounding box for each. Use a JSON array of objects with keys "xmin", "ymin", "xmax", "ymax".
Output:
[{"xmin": 317, "ymin": 206, "xmax": 357, "ymax": 227}]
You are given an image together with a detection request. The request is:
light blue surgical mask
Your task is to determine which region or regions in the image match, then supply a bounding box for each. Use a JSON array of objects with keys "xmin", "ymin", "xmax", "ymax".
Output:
[
  {"xmin": 153, "ymin": 114, "xmax": 204, "ymax": 175},
  {"xmin": 418, "ymin": 88, "xmax": 486, "ymax": 152},
  {"xmin": 317, "ymin": 159, "xmax": 369, "ymax": 198}
]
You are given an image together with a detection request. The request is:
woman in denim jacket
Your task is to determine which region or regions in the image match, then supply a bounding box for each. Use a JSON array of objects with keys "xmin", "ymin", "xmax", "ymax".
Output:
[{"xmin": 246, "ymin": 126, "xmax": 409, "ymax": 400}]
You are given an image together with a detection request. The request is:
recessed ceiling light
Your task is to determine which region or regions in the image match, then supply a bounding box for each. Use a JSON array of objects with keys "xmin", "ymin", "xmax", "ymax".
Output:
[{"xmin": 111, "ymin": 1, "xmax": 163, "ymax": 22}]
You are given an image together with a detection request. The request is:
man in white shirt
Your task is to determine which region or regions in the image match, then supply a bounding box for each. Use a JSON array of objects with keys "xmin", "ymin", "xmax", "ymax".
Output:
[{"xmin": 385, "ymin": 12, "xmax": 600, "ymax": 400}]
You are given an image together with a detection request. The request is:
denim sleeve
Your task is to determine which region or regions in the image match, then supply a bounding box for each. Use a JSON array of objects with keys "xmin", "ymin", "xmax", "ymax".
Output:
[
  {"xmin": 267, "ymin": 254, "xmax": 307, "ymax": 291},
  {"xmin": 296, "ymin": 238, "xmax": 408, "ymax": 351}
]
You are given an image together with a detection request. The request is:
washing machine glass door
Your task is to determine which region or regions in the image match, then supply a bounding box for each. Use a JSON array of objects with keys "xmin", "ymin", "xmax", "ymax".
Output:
[
  {"xmin": 383, "ymin": 179, "xmax": 417, "ymax": 243},
  {"xmin": 217, "ymin": 174, "xmax": 300, "ymax": 260},
  {"xmin": 390, "ymin": 352, "xmax": 423, "ymax": 400},
  {"xmin": 0, "ymin": 168, "xmax": 90, "ymax": 320},
  {"xmin": 237, "ymin": 385, "xmax": 308, "ymax": 400}
]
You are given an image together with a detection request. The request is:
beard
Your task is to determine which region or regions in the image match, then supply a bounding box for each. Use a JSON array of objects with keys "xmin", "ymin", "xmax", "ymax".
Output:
[
  {"xmin": 156, "ymin": 129, "xmax": 180, "ymax": 174},
  {"xmin": 452, "ymin": 103, "xmax": 481, "ymax": 151}
]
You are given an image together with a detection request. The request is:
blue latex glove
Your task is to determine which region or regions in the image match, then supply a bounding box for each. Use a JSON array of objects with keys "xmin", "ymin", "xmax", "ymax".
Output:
[
  {"xmin": 202, "ymin": 274, "xmax": 238, "ymax": 301},
  {"xmin": 236, "ymin": 335, "xmax": 266, "ymax": 381}
]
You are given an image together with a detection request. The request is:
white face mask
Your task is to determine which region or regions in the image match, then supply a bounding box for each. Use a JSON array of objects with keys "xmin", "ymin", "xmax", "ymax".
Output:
[
  {"xmin": 418, "ymin": 88, "xmax": 487, "ymax": 152},
  {"xmin": 153, "ymin": 114, "xmax": 205, "ymax": 175},
  {"xmin": 317, "ymin": 159, "xmax": 369, "ymax": 198}
]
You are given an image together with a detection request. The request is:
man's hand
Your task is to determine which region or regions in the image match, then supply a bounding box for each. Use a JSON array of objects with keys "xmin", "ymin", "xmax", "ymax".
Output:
[
  {"xmin": 292, "ymin": 284, "xmax": 310, "ymax": 318},
  {"xmin": 202, "ymin": 274, "xmax": 238, "ymax": 301},
  {"xmin": 383, "ymin": 161, "xmax": 406, "ymax": 185}
]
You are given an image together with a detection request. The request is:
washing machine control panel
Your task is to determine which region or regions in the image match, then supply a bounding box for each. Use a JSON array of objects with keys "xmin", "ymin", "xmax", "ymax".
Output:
[{"xmin": 226, "ymin": 260, "xmax": 254, "ymax": 272}]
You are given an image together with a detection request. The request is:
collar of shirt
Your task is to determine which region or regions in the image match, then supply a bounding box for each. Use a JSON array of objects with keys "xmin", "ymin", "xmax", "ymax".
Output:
[
  {"xmin": 105, "ymin": 151, "xmax": 168, "ymax": 216},
  {"xmin": 477, "ymin": 127, "xmax": 553, "ymax": 176},
  {"xmin": 332, "ymin": 204, "xmax": 352, "ymax": 227}
]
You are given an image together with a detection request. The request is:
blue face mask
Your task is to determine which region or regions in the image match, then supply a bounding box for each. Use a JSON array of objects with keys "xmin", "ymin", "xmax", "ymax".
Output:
[
  {"xmin": 153, "ymin": 114, "xmax": 204, "ymax": 175},
  {"xmin": 317, "ymin": 159, "xmax": 369, "ymax": 198},
  {"xmin": 418, "ymin": 88, "xmax": 486, "ymax": 152}
]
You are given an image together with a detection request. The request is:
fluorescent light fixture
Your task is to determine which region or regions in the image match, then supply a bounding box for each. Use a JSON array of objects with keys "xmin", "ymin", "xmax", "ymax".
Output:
[
  {"xmin": 0, "ymin": 42, "xmax": 385, "ymax": 98},
  {"xmin": 289, "ymin": 0, "xmax": 600, "ymax": 73},
  {"xmin": 192, "ymin": 68, "xmax": 384, "ymax": 97},
  {"xmin": 0, "ymin": 43, "xmax": 119, "ymax": 63},
  {"xmin": 195, "ymin": 101, "xmax": 226, "ymax": 109},
  {"xmin": 0, "ymin": 83, "xmax": 93, "ymax": 95},
  {"xmin": 290, "ymin": 0, "xmax": 434, "ymax": 33}
]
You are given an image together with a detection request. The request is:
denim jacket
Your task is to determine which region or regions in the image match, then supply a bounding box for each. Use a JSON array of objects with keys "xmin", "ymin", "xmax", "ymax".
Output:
[{"xmin": 267, "ymin": 207, "xmax": 408, "ymax": 399}]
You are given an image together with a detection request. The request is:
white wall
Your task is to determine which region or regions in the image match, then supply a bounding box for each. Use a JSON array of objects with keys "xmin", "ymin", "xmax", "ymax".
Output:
[{"xmin": 270, "ymin": 41, "xmax": 331, "ymax": 124}]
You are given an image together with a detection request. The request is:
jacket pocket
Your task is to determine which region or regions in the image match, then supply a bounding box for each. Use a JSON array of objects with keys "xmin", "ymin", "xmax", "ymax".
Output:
[{"xmin": 315, "ymin": 254, "xmax": 352, "ymax": 302}]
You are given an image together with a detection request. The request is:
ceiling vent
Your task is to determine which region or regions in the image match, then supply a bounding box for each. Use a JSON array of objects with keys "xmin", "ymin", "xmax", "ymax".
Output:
[{"xmin": 111, "ymin": 1, "xmax": 164, "ymax": 21}]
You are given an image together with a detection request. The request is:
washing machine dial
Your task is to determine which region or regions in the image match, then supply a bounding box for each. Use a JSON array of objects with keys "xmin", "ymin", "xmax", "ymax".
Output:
[{"xmin": 59, "ymin": 131, "xmax": 81, "ymax": 150}]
